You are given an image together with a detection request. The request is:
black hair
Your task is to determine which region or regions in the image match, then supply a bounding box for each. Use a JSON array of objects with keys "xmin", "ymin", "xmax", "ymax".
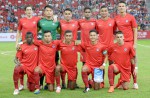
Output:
[
  {"xmin": 89, "ymin": 29, "xmax": 98, "ymax": 34},
  {"xmin": 25, "ymin": 32, "xmax": 33, "ymax": 38},
  {"xmin": 44, "ymin": 5, "xmax": 53, "ymax": 10},
  {"xmin": 64, "ymin": 30, "xmax": 72, "ymax": 35},
  {"xmin": 64, "ymin": 8, "xmax": 72, "ymax": 12},
  {"xmin": 44, "ymin": 30, "xmax": 51, "ymax": 34},
  {"xmin": 118, "ymin": 1, "xmax": 127, "ymax": 6},
  {"xmin": 84, "ymin": 7, "xmax": 91, "ymax": 12},
  {"xmin": 24, "ymin": 5, "xmax": 33, "ymax": 10},
  {"xmin": 115, "ymin": 31, "xmax": 123, "ymax": 35},
  {"xmin": 100, "ymin": 5, "xmax": 108, "ymax": 9}
]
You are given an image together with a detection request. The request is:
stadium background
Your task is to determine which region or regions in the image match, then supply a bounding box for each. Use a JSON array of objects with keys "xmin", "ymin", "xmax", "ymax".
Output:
[{"xmin": 0, "ymin": 0, "xmax": 150, "ymax": 40}]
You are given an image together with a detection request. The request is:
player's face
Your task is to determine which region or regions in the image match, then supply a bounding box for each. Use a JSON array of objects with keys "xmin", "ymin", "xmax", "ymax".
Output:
[
  {"xmin": 100, "ymin": 8, "xmax": 109, "ymax": 18},
  {"xmin": 25, "ymin": 7, "xmax": 33, "ymax": 17},
  {"xmin": 64, "ymin": 10, "xmax": 72, "ymax": 21},
  {"xmin": 89, "ymin": 32, "xmax": 98, "ymax": 42},
  {"xmin": 43, "ymin": 32, "xmax": 52, "ymax": 43},
  {"xmin": 118, "ymin": 3, "xmax": 126, "ymax": 13},
  {"xmin": 116, "ymin": 34, "xmax": 124, "ymax": 44},
  {"xmin": 44, "ymin": 7, "xmax": 53, "ymax": 17},
  {"xmin": 65, "ymin": 32, "xmax": 73, "ymax": 42},
  {"xmin": 26, "ymin": 34, "xmax": 33, "ymax": 45},
  {"xmin": 84, "ymin": 9, "xmax": 92, "ymax": 19}
]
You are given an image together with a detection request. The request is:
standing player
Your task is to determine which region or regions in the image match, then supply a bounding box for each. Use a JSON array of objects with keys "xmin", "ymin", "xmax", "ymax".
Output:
[
  {"xmin": 13, "ymin": 32, "xmax": 39, "ymax": 95},
  {"xmin": 37, "ymin": 5, "xmax": 60, "ymax": 89},
  {"xmin": 59, "ymin": 8, "xmax": 79, "ymax": 88},
  {"xmin": 16, "ymin": 5, "xmax": 40, "ymax": 48},
  {"xmin": 107, "ymin": 31, "xmax": 137, "ymax": 93},
  {"xmin": 33, "ymin": 31, "xmax": 60, "ymax": 92},
  {"xmin": 55, "ymin": 30, "xmax": 79, "ymax": 93},
  {"xmin": 96, "ymin": 5, "xmax": 116, "ymax": 88},
  {"xmin": 80, "ymin": 29, "xmax": 108, "ymax": 93},
  {"xmin": 78, "ymin": 7, "xmax": 96, "ymax": 65},
  {"xmin": 115, "ymin": 1, "xmax": 138, "ymax": 89}
]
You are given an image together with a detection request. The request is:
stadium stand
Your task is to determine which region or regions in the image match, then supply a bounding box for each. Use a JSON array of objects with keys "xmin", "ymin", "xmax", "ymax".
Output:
[{"xmin": 0, "ymin": 0, "xmax": 149, "ymax": 33}]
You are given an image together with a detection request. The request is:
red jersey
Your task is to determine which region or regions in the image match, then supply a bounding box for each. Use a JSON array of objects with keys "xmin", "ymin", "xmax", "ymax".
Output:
[
  {"xmin": 34, "ymin": 40, "xmax": 60, "ymax": 72},
  {"xmin": 96, "ymin": 18, "xmax": 116, "ymax": 46},
  {"xmin": 18, "ymin": 16, "xmax": 41, "ymax": 40},
  {"xmin": 78, "ymin": 18, "xmax": 96, "ymax": 44},
  {"xmin": 115, "ymin": 13, "xmax": 137, "ymax": 42},
  {"xmin": 16, "ymin": 44, "xmax": 38, "ymax": 72},
  {"xmin": 80, "ymin": 42, "xmax": 107, "ymax": 68},
  {"xmin": 108, "ymin": 42, "xmax": 135, "ymax": 71},
  {"xmin": 59, "ymin": 41, "xmax": 78, "ymax": 69},
  {"xmin": 60, "ymin": 20, "xmax": 79, "ymax": 40}
]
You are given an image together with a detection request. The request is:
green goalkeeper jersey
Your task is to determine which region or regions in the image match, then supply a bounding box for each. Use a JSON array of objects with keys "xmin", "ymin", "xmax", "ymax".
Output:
[{"xmin": 38, "ymin": 18, "xmax": 60, "ymax": 40}]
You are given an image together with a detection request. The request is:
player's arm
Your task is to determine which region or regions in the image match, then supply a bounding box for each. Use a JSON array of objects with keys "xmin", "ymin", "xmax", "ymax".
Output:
[
  {"xmin": 133, "ymin": 27, "xmax": 137, "ymax": 49},
  {"xmin": 16, "ymin": 30, "xmax": 22, "ymax": 49},
  {"xmin": 99, "ymin": 50, "xmax": 108, "ymax": 70}
]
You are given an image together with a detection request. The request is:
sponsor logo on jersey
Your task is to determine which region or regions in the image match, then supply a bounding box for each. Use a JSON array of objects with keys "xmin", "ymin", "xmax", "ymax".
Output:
[
  {"xmin": 42, "ymin": 23, "xmax": 45, "ymax": 26},
  {"xmin": 52, "ymin": 23, "xmax": 55, "ymax": 25},
  {"xmin": 124, "ymin": 48, "xmax": 127, "ymax": 52}
]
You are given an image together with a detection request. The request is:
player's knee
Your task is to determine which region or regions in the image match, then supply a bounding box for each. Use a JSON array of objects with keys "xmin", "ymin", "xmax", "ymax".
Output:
[
  {"xmin": 14, "ymin": 67, "xmax": 20, "ymax": 74},
  {"xmin": 34, "ymin": 66, "xmax": 40, "ymax": 73},
  {"xmin": 123, "ymin": 87, "xmax": 129, "ymax": 90},
  {"xmin": 82, "ymin": 66, "xmax": 88, "ymax": 72},
  {"xmin": 55, "ymin": 65, "xmax": 61, "ymax": 71}
]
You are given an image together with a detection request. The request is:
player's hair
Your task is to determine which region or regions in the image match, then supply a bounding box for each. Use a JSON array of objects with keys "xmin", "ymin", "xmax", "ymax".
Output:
[
  {"xmin": 44, "ymin": 30, "xmax": 51, "ymax": 34},
  {"xmin": 24, "ymin": 5, "xmax": 33, "ymax": 10},
  {"xmin": 64, "ymin": 30, "xmax": 72, "ymax": 35},
  {"xmin": 25, "ymin": 32, "xmax": 33, "ymax": 38},
  {"xmin": 115, "ymin": 31, "xmax": 123, "ymax": 35},
  {"xmin": 89, "ymin": 29, "xmax": 98, "ymax": 34},
  {"xmin": 64, "ymin": 8, "xmax": 72, "ymax": 12},
  {"xmin": 100, "ymin": 5, "xmax": 108, "ymax": 9},
  {"xmin": 118, "ymin": 1, "xmax": 127, "ymax": 6},
  {"xmin": 84, "ymin": 7, "xmax": 91, "ymax": 12},
  {"xmin": 44, "ymin": 5, "xmax": 53, "ymax": 10}
]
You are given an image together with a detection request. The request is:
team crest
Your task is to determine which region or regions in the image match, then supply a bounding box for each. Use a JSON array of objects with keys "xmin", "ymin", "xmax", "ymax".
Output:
[
  {"xmin": 96, "ymin": 48, "xmax": 100, "ymax": 52},
  {"xmin": 109, "ymin": 23, "xmax": 112, "ymax": 26},
  {"xmin": 33, "ymin": 21, "xmax": 36, "ymax": 24},
  {"xmin": 126, "ymin": 20, "xmax": 128, "ymax": 23},
  {"xmin": 52, "ymin": 45, "xmax": 56, "ymax": 48},
  {"xmin": 72, "ymin": 47, "xmax": 75, "ymax": 50},
  {"xmin": 91, "ymin": 23, "xmax": 94, "ymax": 25},
  {"xmin": 124, "ymin": 48, "xmax": 127, "ymax": 52},
  {"xmin": 52, "ymin": 23, "xmax": 55, "ymax": 25},
  {"xmin": 34, "ymin": 47, "xmax": 38, "ymax": 50}
]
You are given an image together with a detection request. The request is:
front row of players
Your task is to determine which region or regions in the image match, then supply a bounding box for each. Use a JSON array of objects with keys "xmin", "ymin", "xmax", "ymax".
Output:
[{"xmin": 13, "ymin": 30, "xmax": 137, "ymax": 95}]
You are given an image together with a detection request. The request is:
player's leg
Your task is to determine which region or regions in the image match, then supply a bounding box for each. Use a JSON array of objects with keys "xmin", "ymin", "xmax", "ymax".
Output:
[
  {"xmin": 33, "ymin": 66, "xmax": 42, "ymax": 94},
  {"xmin": 19, "ymin": 72, "xmax": 24, "ymax": 91},
  {"xmin": 13, "ymin": 66, "xmax": 24, "ymax": 95},
  {"xmin": 122, "ymin": 82, "xmax": 130, "ymax": 90},
  {"xmin": 108, "ymin": 64, "xmax": 120, "ymax": 93},
  {"xmin": 131, "ymin": 58, "xmax": 138, "ymax": 89},
  {"xmin": 55, "ymin": 64, "xmax": 63, "ymax": 93},
  {"xmin": 39, "ymin": 76, "xmax": 44, "ymax": 89},
  {"xmin": 100, "ymin": 69, "xmax": 105, "ymax": 88},
  {"xmin": 81, "ymin": 65, "xmax": 90, "ymax": 93},
  {"xmin": 48, "ymin": 84, "xmax": 54, "ymax": 91},
  {"xmin": 61, "ymin": 72, "xmax": 66, "ymax": 89}
]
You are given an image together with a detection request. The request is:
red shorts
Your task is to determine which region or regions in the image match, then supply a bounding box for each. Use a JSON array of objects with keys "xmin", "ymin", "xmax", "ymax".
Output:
[
  {"xmin": 39, "ymin": 65, "xmax": 55, "ymax": 84},
  {"xmin": 61, "ymin": 64, "xmax": 77, "ymax": 81},
  {"xmin": 114, "ymin": 64, "xmax": 131, "ymax": 82}
]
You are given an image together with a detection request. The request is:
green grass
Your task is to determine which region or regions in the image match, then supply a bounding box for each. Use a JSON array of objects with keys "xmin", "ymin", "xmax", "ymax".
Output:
[{"xmin": 0, "ymin": 40, "xmax": 150, "ymax": 98}]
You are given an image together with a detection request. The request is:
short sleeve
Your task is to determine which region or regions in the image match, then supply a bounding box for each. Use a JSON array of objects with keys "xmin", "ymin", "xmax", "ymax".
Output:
[{"xmin": 131, "ymin": 16, "xmax": 137, "ymax": 28}]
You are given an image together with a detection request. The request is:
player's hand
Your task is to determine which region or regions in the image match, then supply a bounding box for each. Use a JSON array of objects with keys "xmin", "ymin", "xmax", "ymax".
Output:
[
  {"xmin": 133, "ymin": 68, "xmax": 138, "ymax": 76},
  {"xmin": 75, "ymin": 40, "xmax": 81, "ymax": 45},
  {"xmin": 99, "ymin": 66, "xmax": 105, "ymax": 70},
  {"xmin": 14, "ymin": 57, "xmax": 21, "ymax": 66},
  {"xmin": 133, "ymin": 44, "xmax": 137, "ymax": 49},
  {"xmin": 16, "ymin": 44, "xmax": 21, "ymax": 50}
]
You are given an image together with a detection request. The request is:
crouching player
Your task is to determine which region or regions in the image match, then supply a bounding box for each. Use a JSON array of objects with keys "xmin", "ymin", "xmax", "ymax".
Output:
[
  {"xmin": 33, "ymin": 31, "xmax": 60, "ymax": 93},
  {"xmin": 13, "ymin": 32, "xmax": 39, "ymax": 95},
  {"xmin": 107, "ymin": 31, "xmax": 137, "ymax": 93},
  {"xmin": 55, "ymin": 30, "xmax": 79, "ymax": 93},
  {"xmin": 80, "ymin": 29, "xmax": 108, "ymax": 93}
]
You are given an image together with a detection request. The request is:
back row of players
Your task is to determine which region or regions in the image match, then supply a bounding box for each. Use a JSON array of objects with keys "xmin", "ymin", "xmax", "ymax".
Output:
[{"xmin": 13, "ymin": 1, "xmax": 138, "ymax": 95}]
